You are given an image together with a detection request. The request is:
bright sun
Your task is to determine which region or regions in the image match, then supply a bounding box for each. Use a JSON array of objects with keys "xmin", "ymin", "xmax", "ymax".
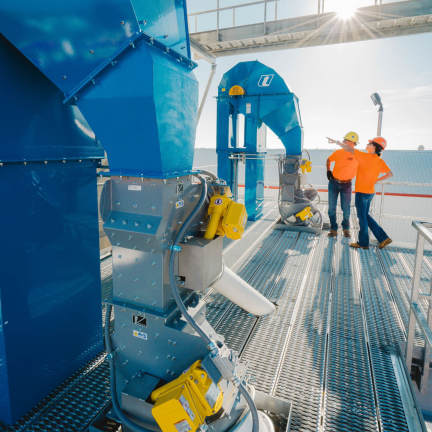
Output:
[
  {"xmin": 328, "ymin": 1, "xmax": 359, "ymax": 20},
  {"xmin": 336, "ymin": 4, "xmax": 357, "ymax": 19}
]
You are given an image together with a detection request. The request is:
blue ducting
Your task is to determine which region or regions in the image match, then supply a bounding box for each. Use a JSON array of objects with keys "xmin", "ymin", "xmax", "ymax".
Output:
[
  {"xmin": 0, "ymin": 35, "xmax": 104, "ymax": 425},
  {"xmin": 217, "ymin": 61, "xmax": 304, "ymax": 220},
  {"xmin": 217, "ymin": 61, "xmax": 303, "ymax": 156},
  {"xmin": 0, "ymin": 0, "xmax": 197, "ymax": 425},
  {"xmin": 0, "ymin": 0, "xmax": 191, "ymax": 97},
  {"xmin": 0, "ymin": 0, "xmax": 198, "ymax": 178},
  {"xmin": 75, "ymin": 41, "xmax": 198, "ymax": 177}
]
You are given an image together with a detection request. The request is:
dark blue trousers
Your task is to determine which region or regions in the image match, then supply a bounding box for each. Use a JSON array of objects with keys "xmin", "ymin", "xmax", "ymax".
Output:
[
  {"xmin": 355, "ymin": 192, "xmax": 389, "ymax": 247},
  {"xmin": 328, "ymin": 179, "xmax": 352, "ymax": 231}
]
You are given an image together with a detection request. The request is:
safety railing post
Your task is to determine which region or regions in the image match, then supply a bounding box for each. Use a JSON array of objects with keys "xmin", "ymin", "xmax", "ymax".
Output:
[
  {"xmin": 264, "ymin": 0, "xmax": 268, "ymax": 34},
  {"xmin": 405, "ymin": 231, "xmax": 425, "ymax": 372},
  {"xmin": 421, "ymin": 278, "xmax": 432, "ymax": 392},
  {"xmin": 216, "ymin": 0, "xmax": 220, "ymax": 41}
]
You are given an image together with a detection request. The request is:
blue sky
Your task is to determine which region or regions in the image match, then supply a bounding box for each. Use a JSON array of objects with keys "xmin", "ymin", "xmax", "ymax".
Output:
[{"xmin": 188, "ymin": 1, "xmax": 432, "ymax": 150}]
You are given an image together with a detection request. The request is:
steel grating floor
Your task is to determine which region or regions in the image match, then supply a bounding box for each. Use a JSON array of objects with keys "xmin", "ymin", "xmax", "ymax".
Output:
[{"xmin": 2, "ymin": 210, "xmax": 430, "ymax": 431}]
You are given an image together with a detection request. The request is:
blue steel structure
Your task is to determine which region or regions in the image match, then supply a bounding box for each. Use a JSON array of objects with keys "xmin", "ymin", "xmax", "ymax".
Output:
[
  {"xmin": 217, "ymin": 61, "xmax": 303, "ymax": 220},
  {"xmin": 0, "ymin": 2, "xmax": 275, "ymax": 431},
  {"xmin": 0, "ymin": 0, "xmax": 198, "ymax": 426},
  {"xmin": 0, "ymin": 34, "xmax": 104, "ymax": 424}
]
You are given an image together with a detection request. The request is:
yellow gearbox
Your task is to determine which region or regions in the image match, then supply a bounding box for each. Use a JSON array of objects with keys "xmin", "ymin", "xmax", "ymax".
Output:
[
  {"xmin": 151, "ymin": 360, "xmax": 223, "ymax": 432},
  {"xmin": 204, "ymin": 191, "xmax": 247, "ymax": 240}
]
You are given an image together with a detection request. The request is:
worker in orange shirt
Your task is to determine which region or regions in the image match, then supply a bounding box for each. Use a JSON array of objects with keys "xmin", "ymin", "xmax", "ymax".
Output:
[
  {"xmin": 329, "ymin": 136, "xmax": 393, "ymax": 249},
  {"xmin": 326, "ymin": 131, "xmax": 359, "ymax": 238}
]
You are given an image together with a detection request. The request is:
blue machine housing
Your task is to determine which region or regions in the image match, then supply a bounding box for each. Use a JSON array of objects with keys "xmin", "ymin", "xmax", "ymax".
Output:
[
  {"xmin": 0, "ymin": 0, "xmax": 197, "ymax": 179},
  {"xmin": 0, "ymin": 0, "xmax": 199, "ymax": 425},
  {"xmin": 217, "ymin": 61, "xmax": 303, "ymax": 220},
  {"xmin": 0, "ymin": 36, "xmax": 104, "ymax": 424},
  {"xmin": 76, "ymin": 40, "xmax": 198, "ymax": 178}
]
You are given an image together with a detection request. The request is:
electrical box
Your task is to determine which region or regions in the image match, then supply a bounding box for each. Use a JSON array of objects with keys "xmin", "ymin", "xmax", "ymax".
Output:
[{"xmin": 178, "ymin": 237, "xmax": 223, "ymax": 292}]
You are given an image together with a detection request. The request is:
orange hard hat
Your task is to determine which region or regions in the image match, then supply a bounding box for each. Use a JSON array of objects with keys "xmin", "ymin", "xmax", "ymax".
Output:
[{"xmin": 369, "ymin": 137, "xmax": 387, "ymax": 150}]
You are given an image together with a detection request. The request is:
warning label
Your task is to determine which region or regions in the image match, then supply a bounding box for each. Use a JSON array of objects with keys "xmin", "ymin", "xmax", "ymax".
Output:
[{"xmin": 132, "ymin": 330, "xmax": 148, "ymax": 340}]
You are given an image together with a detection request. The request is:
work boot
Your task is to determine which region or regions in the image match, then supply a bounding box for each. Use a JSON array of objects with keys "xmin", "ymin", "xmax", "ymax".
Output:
[
  {"xmin": 378, "ymin": 238, "xmax": 392, "ymax": 249},
  {"xmin": 343, "ymin": 229, "xmax": 351, "ymax": 238},
  {"xmin": 328, "ymin": 229, "xmax": 337, "ymax": 238},
  {"xmin": 350, "ymin": 242, "xmax": 369, "ymax": 250}
]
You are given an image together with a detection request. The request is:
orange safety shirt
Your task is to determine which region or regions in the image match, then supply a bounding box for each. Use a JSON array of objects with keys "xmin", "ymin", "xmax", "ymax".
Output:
[
  {"xmin": 328, "ymin": 149, "xmax": 358, "ymax": 181},
  {"xmin": 354, "ymin": 150, "xmax": 391, "ymax": 194}
]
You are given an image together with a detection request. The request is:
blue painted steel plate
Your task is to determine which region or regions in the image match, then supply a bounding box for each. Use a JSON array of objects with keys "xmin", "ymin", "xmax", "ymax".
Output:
[{"xmin": 0, "ymin": 0, "xmax": 191, "ymax": 97}]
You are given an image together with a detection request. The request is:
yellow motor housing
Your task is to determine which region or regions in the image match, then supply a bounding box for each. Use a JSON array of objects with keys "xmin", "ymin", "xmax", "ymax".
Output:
[
  {"xmin": 151, "ymin": 361, "xmax": 223, "ymax": 432},
  {"xmin": 222, "ymin": 201, "xmax": 247, "ymax": 240},
  {"xmin": 204, "ymin": 193, "xmax": 247, "ymax": 240},
  {"xmin": 296, "ymin": 206, "xmax": 313, "ymax": 221},
  {"xmin": 300, "ymin": 159, "xmax": 312, "ymax": 174}
]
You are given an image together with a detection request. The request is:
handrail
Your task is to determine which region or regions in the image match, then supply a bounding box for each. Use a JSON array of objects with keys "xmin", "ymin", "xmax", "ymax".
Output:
[
  {"xmin": 412, "ymin": 220, "xmax": 432, "ymax": 244},
  {"xmin": 188, "ymin": 0, "xmax": 388, "ymax": 33},
  {"xmin": 188, "ymin": 0, "xmax": 279, "ymax": 35},
  {"xmin": 405, "ymin": 220, "xmax": 432, "ymax": 391},
  {"xmin": 188, "ymin": 0, "xmax": 278, "ymax": 17}
]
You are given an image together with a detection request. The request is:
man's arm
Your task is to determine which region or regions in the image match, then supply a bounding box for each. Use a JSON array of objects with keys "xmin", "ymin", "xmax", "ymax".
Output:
[
  {"xmin": 376, "ymin": 171, "xmax": 393, "ymax": 183},
  {"xmin": 326, "ymin": 137, "xmax": 354, "ymax": 153},
  {"xmin": 326, "ymin": 158, "xmax": 331, "ymax": 171}
]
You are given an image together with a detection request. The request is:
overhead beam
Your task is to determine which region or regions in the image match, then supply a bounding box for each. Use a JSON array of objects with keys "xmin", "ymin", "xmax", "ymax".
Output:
[{"xmin": 190, "ymin": 0, "xmax": 432, "ymax": 56}]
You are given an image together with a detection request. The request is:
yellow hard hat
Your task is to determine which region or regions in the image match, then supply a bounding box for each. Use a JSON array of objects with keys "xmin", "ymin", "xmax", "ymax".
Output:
[{"xmin": 344, "ymin": 131, "xmax": 359, "ymax": 144}]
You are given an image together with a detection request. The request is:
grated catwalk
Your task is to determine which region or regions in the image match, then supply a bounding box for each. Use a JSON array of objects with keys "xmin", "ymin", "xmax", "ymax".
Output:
[{"xmin": 1, "ymin": 230, "xmax": 424, "ymax": 431}]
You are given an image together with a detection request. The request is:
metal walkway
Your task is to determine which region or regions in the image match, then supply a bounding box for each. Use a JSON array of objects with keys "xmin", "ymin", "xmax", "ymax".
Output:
[
  {"xmin": 189, "ymin": 0, "xmax": 432, "ymax": 57},
  {"xmin": 204, "ymin": 224, "xmax": 427, "ymax": 431},
  {"xmin": 2, "ymin": 217, "xmax": 429, "ymax": 431}
]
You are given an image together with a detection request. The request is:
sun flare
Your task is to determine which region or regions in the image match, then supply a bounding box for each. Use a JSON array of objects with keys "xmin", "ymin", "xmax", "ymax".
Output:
[
  {"xmin": 327, "ymin": 0, "xmax": 359, "ymax": 20},
  {"xmin": 336, "ymin": 4, "xmax": 357, "ymax": 19}
]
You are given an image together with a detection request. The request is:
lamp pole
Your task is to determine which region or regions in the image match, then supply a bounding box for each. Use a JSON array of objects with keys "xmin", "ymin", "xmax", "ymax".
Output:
[{"xmin": 371, "ymin": 92, "xmax": 383, "ymax": 136}]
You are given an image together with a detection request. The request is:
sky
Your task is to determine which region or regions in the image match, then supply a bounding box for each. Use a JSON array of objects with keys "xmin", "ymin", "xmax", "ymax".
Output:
[{"xmin": 188, "ymin": 1, "xmax": 432, "ymax": 150}]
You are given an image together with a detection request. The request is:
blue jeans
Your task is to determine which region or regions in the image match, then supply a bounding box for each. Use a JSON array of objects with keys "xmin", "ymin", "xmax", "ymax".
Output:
[
  {"xmin": 328, "ymin": 179, "xmax": 351, "ymax": 231},
  {"xmin": 355, "ymin": 192, "xmax": 389, "ymax": 247}
]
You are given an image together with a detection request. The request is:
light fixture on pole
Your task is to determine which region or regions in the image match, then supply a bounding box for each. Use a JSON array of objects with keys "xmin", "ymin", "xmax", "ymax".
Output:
[{"xmin": 371, "ymin": 92, "xmax": 383, "ymax": 136}]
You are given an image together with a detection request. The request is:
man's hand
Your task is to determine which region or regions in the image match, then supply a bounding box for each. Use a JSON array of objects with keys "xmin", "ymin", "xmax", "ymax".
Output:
[
  {"xmin": 327, "ymin": 170, "xmax": 334, "ymax": 181},
  {"xmin": 326, "ymin": 137, "xmax": 338, "ymax": 144}
]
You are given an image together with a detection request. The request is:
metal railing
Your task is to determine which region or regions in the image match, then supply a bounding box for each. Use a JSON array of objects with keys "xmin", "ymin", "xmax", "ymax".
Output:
[
  {"xmin": 405, "ymin": 220, "xmax": 432, "ymax": 391},
  {"xmin": 188, "ymin": 0, "xmax": 389, "ymax": 35},
  {"xmin": 375, "ymin": 181, "xmax": 432, "ymax": 224},
  {"xmin": 188, "ymin": 0, "xmax": 279, "ymax": 37}
]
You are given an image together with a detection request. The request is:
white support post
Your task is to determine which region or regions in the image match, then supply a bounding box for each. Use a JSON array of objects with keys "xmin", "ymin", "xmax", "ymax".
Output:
[
  {"xmin": 197, "ymin": 63, "xmax": 217, "ymax": 123},
  {"xmin": 406, "ymin": 233, "xmax": 425, "ymax": 371},
  {"xmin": 216, "ymin": 0, "xmax": 220, "ymax": 41},
  {"xmin": 422, "ymin": 279, "xmax": 432, "ymax": 392}
]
